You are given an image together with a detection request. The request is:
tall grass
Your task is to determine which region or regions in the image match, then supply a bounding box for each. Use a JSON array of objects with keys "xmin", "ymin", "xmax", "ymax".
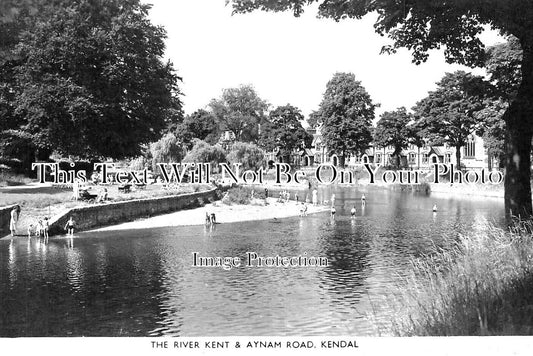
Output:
[{"xmin": 390, "ymin": 223, "xmax": 533, "ymax": 336}]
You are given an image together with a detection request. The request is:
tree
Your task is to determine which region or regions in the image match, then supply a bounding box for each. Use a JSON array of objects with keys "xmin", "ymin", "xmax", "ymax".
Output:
[
  {"xmin": 227, "ymin": 142, "xmax": 266, "ymax": 171},
  {"xmin": 307, "ymin": 110, "xmax": 322, "ymax": 129},
  {"xmin": 259, "ymin": 104, "xmax": 312, "ymax": 162},
  {"xmin": 413, "ymin": 71, "xmax": 488, "ymax": 169},
  {"xmin": 229, "ymin": 0, "xmax": 533, "ymax": 218},
  {"xmin": 314, "ymin": 72, "xmax": 376, "ymax": 167},
  {"xmin": 476, "ymin": 99, "xmax": 507, "ymax": 170},
  {"xmin": 407, "ymin": 121, "xmax": 426, "ymax": 170},
  {"xmin": 476, "ymin": 38, "xmax": 523, "ymax": 169},
  {"xmin": 182, "ymin": 139, "xmax": 227, "ymax": 168},
  {"xmin": 485, "ymin": 36, "xmax": 523, "ymax": 102},
  {"xmin": 0, "ymin": 0, "xmax": 183, "ymax": 162},
  {"xmin": 176, "ymin": 109, "xmax": 219, "ymax": 149},
  {"xmin": 150, "ymin": 132, "xmax": 185, "ymax": 173},
  {"xmin": 374, "ymin": 107, "xmax": 412, "ymax": 168},
  {"xmin": 209, "ymin": 84, "xmax": 269, "ymax": 142}
]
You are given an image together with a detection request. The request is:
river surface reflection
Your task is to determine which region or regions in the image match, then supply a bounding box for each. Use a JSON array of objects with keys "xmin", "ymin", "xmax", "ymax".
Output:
[{"xmin": 0, "ymin": 187, "xmax": 504, "ymax": 336}]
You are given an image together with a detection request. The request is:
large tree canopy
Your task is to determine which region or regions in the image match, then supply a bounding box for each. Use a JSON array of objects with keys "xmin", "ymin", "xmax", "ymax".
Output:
[
  {"xmin": 477, "ymin": 38, "xmax": 523, "ymax": 169},
  {"xmin": 229, "ymin": 0, "xmax": 533, "ymax": 218},
  {"xmin": 230, "ymin": 1, "xmax": 532, "ymax": 63},
  {"xmin": 227, "ymin": 141, "xmax": 266, "ymax": 171},
  {"xmin": 259, "ymin": 104, "xmax": 311, "ymax": 162},
  {"xmin": 476, "ymin": 98, "xmax": 507, "ymax": 169},
  {"xmin": 413, "ymin": 71, "xmax": 489, "ymax": 169},
  {"xmin": 0, "ymin": 0, "xmax": 183, "ymax": 162},
  {"xmin": 485, "ymin": 36, "xmax": 523, "ymax": 102},
  {"xmin": 315, "ymin": 72, "xmax": 376, "ymax": 167},
  {"xmin": 176, "ymin": 109, "xmax": 220, "ymax": 150},
  {"xmin": 209, "ymin": 84, "xmax": 269, "ymax": 142},
  {"xmin": 149, "ymin": 132, "xmax": 185, "ymax": 174},
  {"xmin": 374, "ymin": 107, "xmax": 413, "ymax": 168},
  {"xmin": 183, "ymin": 139, "xmax": 227, "ymax": 169}
]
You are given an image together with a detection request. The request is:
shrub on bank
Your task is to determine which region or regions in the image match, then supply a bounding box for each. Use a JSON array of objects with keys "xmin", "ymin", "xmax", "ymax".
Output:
[
  {"xmin": 0, "ymin": 171, "xmax": 34, "ymax": 187},
  {"xmin": 390, "ymin": 223, "xmax": 533, "ymax": 336},
  {"xmin": 222, "ymin": 186, "xmax": 251, "ymax": 205},
  {"xmin": 222, "ymin": 186, "xmax": 266, "ymax": 205}
]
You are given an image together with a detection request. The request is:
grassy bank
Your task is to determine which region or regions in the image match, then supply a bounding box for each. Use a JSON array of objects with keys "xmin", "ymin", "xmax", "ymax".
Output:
[{"xmin": 389, "ymin": 222, "xmax": 533, "ymax": 335}]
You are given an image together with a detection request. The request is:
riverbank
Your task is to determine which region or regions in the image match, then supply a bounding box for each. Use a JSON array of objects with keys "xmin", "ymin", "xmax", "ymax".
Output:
[
  {"xmin": 386, "ymin": 222, "xmax": 533, "ymax": 335},
  {"xmin": 0, "ymin": 183, "xmax": 214, "ymax": 238},
  {"xmin": 94, "ymin": 198, "xmax": 330, "ymax": 231},
  {"xmin": 428, "ymin": 183, "xmax": 503, "ymax": 198}
]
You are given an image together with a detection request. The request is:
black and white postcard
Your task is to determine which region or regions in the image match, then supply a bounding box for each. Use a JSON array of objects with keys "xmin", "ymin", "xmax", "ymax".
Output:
[{"xmin": 1, "ymin": 1, "xmax": 533, "ymax": 355}]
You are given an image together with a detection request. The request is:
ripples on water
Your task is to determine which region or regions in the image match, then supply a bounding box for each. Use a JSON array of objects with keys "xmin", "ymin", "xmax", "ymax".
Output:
[{"xmin": 0, "ymin": 187, "xmax": 504, "ymax": 336}]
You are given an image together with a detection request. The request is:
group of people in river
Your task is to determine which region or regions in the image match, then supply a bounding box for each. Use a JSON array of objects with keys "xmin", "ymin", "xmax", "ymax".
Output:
[
  {"xmin": 270, "ymin": 189, "xmax": 369, "ymax": 220},
  {"xmin": 277, "ymin": 190, "xmax": 293, "ymax": 203},
  {"xmin": 27, "ymin": 217, "xmax": 50, "ymax": 241},
  {"xmin": 331, "ymin": 193, "xmax": 366, "ymax": 219},
  {"xmin": 8, "ymin": 204, "xmax": 76, "ymax": 240}
]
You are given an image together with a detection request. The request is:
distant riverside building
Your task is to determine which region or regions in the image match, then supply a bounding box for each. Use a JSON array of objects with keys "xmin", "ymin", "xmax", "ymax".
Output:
[
  {"xmin": 218, "ymin": 130, "xmax": 236, "ymax": 150},
  {"xmin": 349, "ymin": 138, "xmax": 492, "ymax": 170},
  {"xmin": 265, "ymin": 124, "xmax": 499, "ymax": 170}
]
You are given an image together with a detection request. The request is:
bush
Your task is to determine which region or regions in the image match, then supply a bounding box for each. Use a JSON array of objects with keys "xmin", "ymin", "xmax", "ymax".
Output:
[
  {"xmin": 227, "ymin": 142, "xmax": 266, "ymax": 171},
  {"xmin": 222, "ymin": 186, "xmax": 253, "ymax": 205},
  {"xmin": 251, "ymin": 189, "xmax": 266, "ymax": 200},
  {"xmin": 150, "ymin": 132, "xmax": 186, "ymax": 172},
  {"xmin": 183, "ymin": 139, "xmax": 226, "ymax": 168},
  {"xmin": 0, "ymin": 171, "xmax": 33, "ymax": 186}
]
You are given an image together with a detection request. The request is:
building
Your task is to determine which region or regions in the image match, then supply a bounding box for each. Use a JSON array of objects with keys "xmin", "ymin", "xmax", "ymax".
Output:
[{"xmin": 306, "ymin": 125, "xmax": 497, "ymax": 171}]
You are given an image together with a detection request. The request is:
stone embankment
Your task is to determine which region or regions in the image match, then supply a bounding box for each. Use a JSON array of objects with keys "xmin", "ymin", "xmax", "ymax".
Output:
[{"xmin": 48, "ymin": 188, "xmax": 221, "ymax": 235}]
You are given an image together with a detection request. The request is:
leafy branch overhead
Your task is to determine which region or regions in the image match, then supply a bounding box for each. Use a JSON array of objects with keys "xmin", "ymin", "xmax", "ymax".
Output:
[{"xmin": 229, "ymin": 0, "xmax": 533, "ymax": 67}]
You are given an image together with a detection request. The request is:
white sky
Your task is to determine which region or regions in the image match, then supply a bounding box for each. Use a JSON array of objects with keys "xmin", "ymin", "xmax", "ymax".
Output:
[{"xmin": 146, "ymin": 0, "xmax": 503, "ymax": 121}]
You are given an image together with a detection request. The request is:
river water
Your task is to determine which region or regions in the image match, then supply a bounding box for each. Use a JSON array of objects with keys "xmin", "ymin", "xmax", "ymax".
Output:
[{"xmin": 0, "ymin": 186, "xmax": 504, "ymax": 336}]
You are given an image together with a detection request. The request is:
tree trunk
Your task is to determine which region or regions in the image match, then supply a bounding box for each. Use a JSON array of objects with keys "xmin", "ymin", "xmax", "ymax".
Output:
[
  {"xmin": 395, "ymin": 148, "xmax": 401, "ymax": 169},
  {"xmin": 455, "ymin": 146, "xmax": 461, "ymax": 171},
  {"xmin": 504, "ymin": 42, "xmax": 533, "ymax": 220},
  {"xmin": 504, "ymin": 122, "xmax": 532, "ymax": 219},
  {"xmin": 339, "ymin": 152, "xmax": 345, "ymax": 168}
]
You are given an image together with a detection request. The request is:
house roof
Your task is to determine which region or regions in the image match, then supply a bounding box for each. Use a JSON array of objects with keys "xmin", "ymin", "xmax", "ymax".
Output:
[
  {"xmin": 364, "ymin": 149, "xmax": 374, "ymax": 156},
  {"xmin": 300, "ymin": 149, "xmax": 314, "ymax": 156},
  {"xmin": 429, "ymin": 147, "xmax": 444, "ymax": 156}
]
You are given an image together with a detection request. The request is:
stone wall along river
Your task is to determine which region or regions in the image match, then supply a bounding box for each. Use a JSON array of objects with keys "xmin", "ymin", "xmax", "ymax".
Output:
[{"xmin": 48, "ymin": 188, "xmax": 221, "ymax": 235}]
